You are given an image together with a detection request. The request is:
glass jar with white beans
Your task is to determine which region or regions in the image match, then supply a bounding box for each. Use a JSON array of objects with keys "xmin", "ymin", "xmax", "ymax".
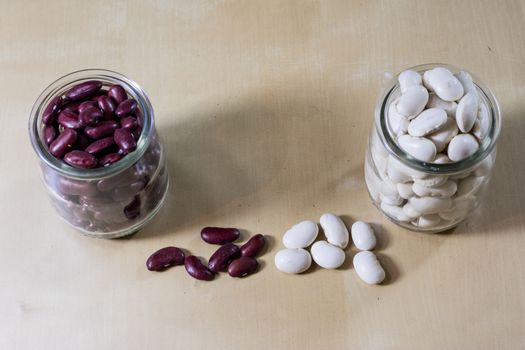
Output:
[{"xmin": 365, "ymin": 63, "xmax": 501, "ymax": 233}]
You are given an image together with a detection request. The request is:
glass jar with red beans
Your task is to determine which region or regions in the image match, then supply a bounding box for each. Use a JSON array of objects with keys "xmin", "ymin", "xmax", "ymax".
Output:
[{"xmin": 29, "ymin": 69, "xmax": 169, "ymax": 238}]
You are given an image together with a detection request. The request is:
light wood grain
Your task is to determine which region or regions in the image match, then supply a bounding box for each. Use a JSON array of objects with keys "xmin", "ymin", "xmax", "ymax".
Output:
[{"xmin": 1, "ymin": 1, "xmax": 524, "ymax": 349}]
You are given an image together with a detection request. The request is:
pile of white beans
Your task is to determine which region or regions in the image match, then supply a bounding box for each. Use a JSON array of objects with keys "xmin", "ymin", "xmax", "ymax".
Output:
[
  {"xmin": 274, "ymin": 213, "xmax": 386, "ymax": 285},
  {"xmin": 366, "ymin": 66, "xmax": 495, "ymax": 231}
]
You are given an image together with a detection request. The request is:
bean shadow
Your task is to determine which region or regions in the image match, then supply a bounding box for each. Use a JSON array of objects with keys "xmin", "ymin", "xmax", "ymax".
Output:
[
  {"xmin": 464, "ymin": 111, "xmax": 525, "ymax": 234},
  {"xmin": 376, "ymin": 253, "xmax": 399, "ymax": 285}
]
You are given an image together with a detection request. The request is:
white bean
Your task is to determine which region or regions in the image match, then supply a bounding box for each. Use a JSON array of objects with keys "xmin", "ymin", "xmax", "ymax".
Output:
[
  {"xmin": 433, "ymin": 153, "xmax": 452, "ymax": 164},
  {"xmin": 396, "ymin": 182, "xmax": 415, "ymax": 199},
  {"xmin": 396, "ymin": 85, "xmax": 429, "ymax": 118},
  {"xmin": 448, "ymin": 134, "xmax": 479, "ymax": 161},
  {"xmin": 474, "ymin": 155, "xmax": 493, "ymax": 177},
  {"xmin": 351, "ymin": 221, "xmax": 376, "ymax": 250},
  {"xmin": 399, "ymin": 69, "xmax": 422, "ymax": 93},
  {"xmin": 426, "ymin": 67, "xmax": 464, "ymax": 101},
  {"xmin": 413, "ymin": 214, "xmax": 441, "ymax": 228},
  {"xmin": 319, "ymin": 213, "xmax": 349, "ymax": 249},
  {"xmin": 380, "ymin": 202, "xmax": 410, "ymax": 222},
  {"xmin": 353, "ymin": 251, "xmax": 385, "ymax": 284},
  {"xmin": 455, "ymin": 70, "xmax": 476, "ymax": 94},
  {"xmin": 456, "ymin": 175, "xmax": 485, "ymax": 199},
  {"xmin": 456, "ymin": 91, "xmax": 479, "ymax": 133},
  {"xmin": 412, "ymin": 180, "xmax": 457, "ymax": 198},
  {"xmin": 311, "ymin": 241, "xmax": 345, "ymax": 269},
  {"xmin": 472, "ymin": 103, "xmax": 490, "ymax": 141},
  {"xmin": 398, "ymin": 134, "xmax": 437, "ymax": 162},
  {"xmin": 413, "ymin": 175, "xmax": 448, "ymax": 188},
  {"xmin": 408, "ymin": 197, "xmax": 452, "ymax": 215},
  {"xmin": 408, "ymin": 108, "xmax": 448, "ymax": 137},
  {"xmin": 403, "ymin": 202, "xmax": 422, "ymax": 220},
  {"xmin": 274, "ymin": 248, "xmax": 312, "ymax": 274},
  {"xmin": 388, "ymin": 99, "xmax": 409, "ymax": 136},
  {"xmin": 282, "ymin": 220, "xmax": 319, "ymax": 249},
  {"xmin": 426, "ymin": 93, "xmax": 457, "ymax": 117},
  {"xmin": 427, "ymin": 117, "xmax": 459, "ymax": 153}
]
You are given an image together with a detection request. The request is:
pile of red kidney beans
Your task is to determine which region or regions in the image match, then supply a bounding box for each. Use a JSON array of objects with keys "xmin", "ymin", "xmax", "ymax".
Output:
[
  {"xmin": 42, "ymin": 80, "xmax": 142, "ymax": 168},
  {"xmin": 146, "ymin": 227, "xmax": 267, "ymax": 280}
]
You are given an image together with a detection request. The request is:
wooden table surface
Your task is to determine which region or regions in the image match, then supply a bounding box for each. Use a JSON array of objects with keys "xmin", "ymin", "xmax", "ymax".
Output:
[{"xmin": 1, "ymin": 1, "xmax": 524, "ymax": 349}]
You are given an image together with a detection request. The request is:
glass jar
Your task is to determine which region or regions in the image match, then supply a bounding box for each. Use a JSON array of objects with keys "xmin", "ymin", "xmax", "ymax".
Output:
[
  {"xmin": 365, "ymin": 64, "xmax": 501, "ymax": 232},
  {"xmin": 29, "ymin": 69, "xmax": 169, "ymax": 238}
]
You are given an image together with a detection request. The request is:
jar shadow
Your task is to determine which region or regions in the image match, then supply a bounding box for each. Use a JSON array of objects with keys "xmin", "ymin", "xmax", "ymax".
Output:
[{"xmin": 463, "ymin": 112, "xmax": 525, "ymax": 235}]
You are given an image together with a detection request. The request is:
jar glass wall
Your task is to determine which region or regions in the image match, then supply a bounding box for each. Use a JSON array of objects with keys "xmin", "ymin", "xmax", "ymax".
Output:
[
  {"xmin": 364, "ymin": 64, "xmax": 501, "ymax": 232},
  {"xmin": 29, "ymin": 69, "xmax": 169, "ymax": 238}
]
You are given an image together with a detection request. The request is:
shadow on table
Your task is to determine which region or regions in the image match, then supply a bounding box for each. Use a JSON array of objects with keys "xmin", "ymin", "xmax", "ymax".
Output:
[{"xmin": 465, "ymin": 111, "xmax": 525, "ymax": 235}]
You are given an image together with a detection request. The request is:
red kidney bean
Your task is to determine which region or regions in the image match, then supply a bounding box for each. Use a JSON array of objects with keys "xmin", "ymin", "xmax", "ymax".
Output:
[
  {"xmin": 120, "ymin": 116, "xmax": 138, "ymax": 129},
  {"xmin": 42, "ymin": 96, "xmax": 62, "ymax": 125},
  {"xmin": 85, "ymin": 120, "xmax": 119, "ymax": 139},
  {"xmin": 208, "ymin": 243, "xmax": 241, "ymax": 273},
  {"xmin": 108, "ymin": 84, "xmax": 127, "ymax": 104},
  {"xmin": 78, "ymin": 100, "xmax": 98, "ymax": 113},
  {"xmin": 43, "ymin": 124, "xmax": 57, "ymax": 146},
  {"xmin": 49, "ymin": 129, "xmax": 78, "ymax": 157},
  {"xmin": 146, "ymin": 247, "xmax": 185, "ymax": 271},
  {"xmin": 201, "ymin": 227, "xmax": 241, "ymax": 245},
  {"xmin": 85, "ymin": 136, "xmax": 115, "ymax": 155},
  {"xmin": 62, "ymin": 101, "xmax": 81, "ymax": 113},
  {"xmin": 97, "ymin": 95, "xmax": 117, "ymax": 119},
  {"xmin": 132, "ymin": 127, "xmax": 142, "ymax": 141},
  {"xmin": 184, "ymin": 256, "xmax": 215, "ymax": 281},
  {"xmin": 63, "ymin": 150, "xmax": 98, "ymax": 169},
  {"xmin": 99, "ymin": 152, "xmax": 123, "ymax": 167},
  {"xmin": 111, "ymin": 181, "xmax": 145, "ymax": 202},
  {"xmin": 123, "ymin": 195, "xmax": 141, "ymax": 219},
  {"xmin": 79, "ymin": 107, "xmax": 103, "ymax": 127},
  {"xmin": 97, "ymin": 168, "xmax": 136, "ymax": 192},
  {"xmin": 114, "ymin": 128, "xmax": 137, "ymax": 153},
  {"xmin": 115, "ymin": 98, "xmax": 137, "ymax": 118},
  {"xmin": 57, "ymin": 110, "xmax": 83, "ymax": 129},
  {"xmin": 74, "ymin": 133, "xmax": 90, "ymax": 151},
  {"xmin": 65, "ymin": 80, "xmax": 102, "ymax": 101},
  {"xmin": 240, "ymin": 234, "xmax": 266, "ymax": 257},
  {"xmin": 56, "ymin": 176, "xmax": 98, "ymax": 196},
  {"xmin": 79, "ymin": 195, "xmax": 117, "ymax": 207},
  {"xmin": 228, "ymin": 256, "xmax": 259, "ymax": 277}
]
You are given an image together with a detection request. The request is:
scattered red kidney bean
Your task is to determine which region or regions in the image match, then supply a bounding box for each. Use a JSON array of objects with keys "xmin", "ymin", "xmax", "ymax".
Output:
[
  {"xmin": 208, "ymin": 243, "xmax": 241, "ymax": 273},
  {"xmin": 201, "ymin": 227, "xmax": 241, "ymax": 245},
  {"xmin": 114, "ymin": 128, "xmax": 137, "ymax": 153},
  {"xmin": 79, "ymin": 107, "xmax": 103, "ymax": 126},
  {"xmin": 228, "ymin": 256, "xmax": 259, "ymax": 277},
  {"xmin": 84, "ymin": 120, "xmax": 120, "ymax": 139},
  {"xmin": 99, "ymin": 152, "xmax": 122, "ymax": 166},
  {"xmin": 184, "ymin": 256, "xmax": 215, "ymax": 281},
  {"xmin": 240, "ymin": 234, "xmax": 266, "ymax": 257},
  {"xmin": 85, "ymin": 136, "xmax": 115, "ymax": 155},
  {"xmin": 42, "ymin": 96, "xmax": 62, "ymax": 125},
  {"xmin": 121, "ymin": 116, "xmax": 138, "ymax": 129},
  {"xmin": 43, "ymin": 125, "xmax": 57, "ymax": 146},
  {"xmin": 78, "ymin": 100, "xmax": 98, "ymax": 113},
  {"xmin": 65, "ymin": 80, "xmax": 102, "ymax": 101},
  {"xmin": 49, "ymin": 128, "xmax": 78, "ymax": 157},
  {"xmin": 97, "ymin": 96, "xmax": 116, "ymax": 119},
  {"xmin": 146, "ymin": 247, "xmax": 185, "ymax": 271},
  {"xmin": 57, "ymin": 110, "xmax": 83, "ymax": 129},
  {"xmin": 108, "ymin": 84, "xmax": 127, "ymax": 104},
  {"xmin": 63, "ymin": 150, "xmax": 98, "ymax": 168},
  {"xmin": 115, "ymin": 98, "xmax": 137, "ymax": 118}
]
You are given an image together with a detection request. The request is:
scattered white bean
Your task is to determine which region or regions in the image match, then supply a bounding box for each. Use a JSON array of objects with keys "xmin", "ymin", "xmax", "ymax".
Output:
[
  {"xmin": 353, "ymin": 251, "xmax": 385, "ymax": 284},
  {"xmin": 320, "ymin": 213, "xmax": 349, "ymax": 248},
  {"xmin": 351, "ymin": 221, "xmax": 376, "ymax": 250},
  {"xmin": 274, "ymin": 248, "xmax": 312, "ymax": 274},
  {"xmin": 282, "ymin": 220, "xmax": 319, "ymax": 249},
  {"xmin": 311, "ymin": 241, "xmax": 345, "ymax": 269}
]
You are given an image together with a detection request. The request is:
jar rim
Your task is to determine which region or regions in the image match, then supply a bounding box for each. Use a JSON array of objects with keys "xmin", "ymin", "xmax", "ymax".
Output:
[
  {"xmin": 374, "ymin": 63, "xmax": 501, "ymax": 175},
  {"xmin": 28, "ymin": 69, "xmax": 154, "ymax": 180}
]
